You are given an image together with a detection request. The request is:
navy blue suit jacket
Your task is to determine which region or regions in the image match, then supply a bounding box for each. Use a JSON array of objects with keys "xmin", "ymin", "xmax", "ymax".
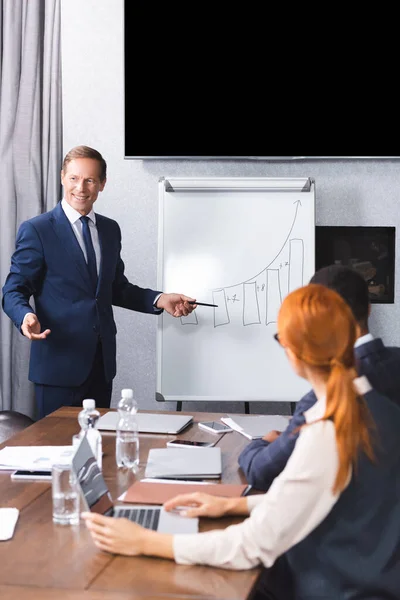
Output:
[
  {"xmin": 2, "ymin": 202, "xmax": 161, "ymax": 387},
  {"xmin": 238, "ymin": 338, "xmax": 400, "ymax": 491}
]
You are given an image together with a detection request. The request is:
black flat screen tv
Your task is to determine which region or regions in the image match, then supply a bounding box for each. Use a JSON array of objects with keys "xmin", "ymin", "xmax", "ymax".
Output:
[{"xmin": 124, "ymin": 2, "xmax": 398, "ymax": 160}]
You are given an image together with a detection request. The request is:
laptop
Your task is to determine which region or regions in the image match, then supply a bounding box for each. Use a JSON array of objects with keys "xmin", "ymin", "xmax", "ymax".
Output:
[
  {"xmin": 97, "ymin": 411, "xmax": 193, "ymax": 435},
  {"xmin": 144, "ymin": 446, "xmax": 222, "ymax": 480},
  {"xmin": 72, "ymin": 434, "xmax": 198, "ymax": 534}
]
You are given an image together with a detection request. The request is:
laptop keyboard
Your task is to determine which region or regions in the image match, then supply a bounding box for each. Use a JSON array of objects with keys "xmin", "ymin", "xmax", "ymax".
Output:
[{"xmin": 116, "ymin": 507, "xmax": 160, "ymax": 531}]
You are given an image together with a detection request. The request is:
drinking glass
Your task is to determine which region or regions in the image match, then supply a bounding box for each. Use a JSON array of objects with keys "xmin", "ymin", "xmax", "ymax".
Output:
[{"xmin": 51, "ymin": 462, "xmax": 79, "ymax": 525}]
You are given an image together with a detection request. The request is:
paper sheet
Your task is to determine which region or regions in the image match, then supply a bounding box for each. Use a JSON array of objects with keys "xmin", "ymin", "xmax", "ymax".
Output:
[
  {"xmin": 0, "ymin": 508, "xmax": 19, "ymax": 541},
  {"xmin": 0, "ymin": 446, "xmax": 74, "ymax": 471}
]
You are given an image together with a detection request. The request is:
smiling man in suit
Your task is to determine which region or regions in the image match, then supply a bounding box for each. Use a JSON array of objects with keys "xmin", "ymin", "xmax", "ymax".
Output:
[
  {"xmin": 238, "ymin": 264, "xmax": 400, "ymax": 491},
  {"xmin": 2, "ymin": 145, "xmax": 196, "ymax": 419}
]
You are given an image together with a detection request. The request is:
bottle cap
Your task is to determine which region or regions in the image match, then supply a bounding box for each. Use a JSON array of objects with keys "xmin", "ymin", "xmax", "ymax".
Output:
[
  {"xmin": 121, "ymin": 388, "xmax": 134, "ymax": 398},
  {"xmin": 83, "ymin": 399, "xmax": 96, "ymax": 410}
]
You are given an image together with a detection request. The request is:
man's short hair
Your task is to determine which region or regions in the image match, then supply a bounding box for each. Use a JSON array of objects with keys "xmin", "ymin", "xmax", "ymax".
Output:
[
  {"xmin": 309, "ymin": 265, "xmax": 369, "ymax": 324},
  {"xmin": 62, "ymin": 145, "xmax": 107, "ymax": 182}
]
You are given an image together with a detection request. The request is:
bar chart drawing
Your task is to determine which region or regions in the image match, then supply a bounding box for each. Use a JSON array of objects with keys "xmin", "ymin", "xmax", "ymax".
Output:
[
  {"xmin": 180, "ymin": 200, "xmax": 305, "ymax": 328},
  {"xmin": 158, "ymin": 177, "xmax": 315, "ymax": 403}
]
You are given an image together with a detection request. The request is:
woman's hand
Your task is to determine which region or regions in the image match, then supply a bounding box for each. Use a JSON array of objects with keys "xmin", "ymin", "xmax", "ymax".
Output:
[
  {"xmin": 164, "ymin": 492, "xmax": 233, "ymax": 518},
  {"xmin": 82, "ymin": 512, "xmax": 148, "ymax": 556}
]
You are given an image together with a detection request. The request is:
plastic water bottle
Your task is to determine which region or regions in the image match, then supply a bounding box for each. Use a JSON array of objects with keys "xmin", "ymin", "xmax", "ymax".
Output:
[
  {"xmin": 115, "ymin": 388, "xmax": 139, "ymax": 470},
  {"xmin": 77, "ymin": 399, "xmax": 102, "ymax": 470}
]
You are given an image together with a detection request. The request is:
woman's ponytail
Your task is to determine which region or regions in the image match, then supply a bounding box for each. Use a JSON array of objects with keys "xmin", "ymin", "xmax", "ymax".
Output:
[{"xmin": 324, "ymin": 362, "xmax": 374, "ymax": 494}]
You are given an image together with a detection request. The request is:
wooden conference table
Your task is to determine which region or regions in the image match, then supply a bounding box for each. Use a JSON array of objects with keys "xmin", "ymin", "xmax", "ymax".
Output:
[{"xmin": 0, "ymin": 408, "xmax": 263, "ymax": 600}]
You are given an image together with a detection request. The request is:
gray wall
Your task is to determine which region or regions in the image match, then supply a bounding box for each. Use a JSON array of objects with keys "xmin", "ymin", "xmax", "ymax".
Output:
[{"xmin": 61, "ymin": 0, "xmax": 399, "ymax": 413}]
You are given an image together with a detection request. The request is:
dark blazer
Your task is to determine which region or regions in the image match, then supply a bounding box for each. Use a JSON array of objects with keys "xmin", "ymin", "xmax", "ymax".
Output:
[
  {"xmin": 238, "ymin": 338, "xmax": 400, "ymax": 491},
  {"xmin": 286, "ymin": 388, "xmax": 400, "ymax": 598},
  {"xmin": 2, "ymin": 202, "xmax": 161, "ymax": 387}
]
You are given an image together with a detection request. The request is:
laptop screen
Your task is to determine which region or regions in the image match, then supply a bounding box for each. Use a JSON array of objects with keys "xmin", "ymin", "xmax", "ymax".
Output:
[{"xmin": 72, "ymin": 434, "xmax": 114, "ymax": 516}]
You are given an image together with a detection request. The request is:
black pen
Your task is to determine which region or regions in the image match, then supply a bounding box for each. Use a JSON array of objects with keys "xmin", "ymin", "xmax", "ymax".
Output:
[
  {"xmin": 188, "ymin": 301, "xmax": 218, "ymax": 308},
  {"xmin": 158, "ymin": 477, "xmax": 207, "ymax": 482}
]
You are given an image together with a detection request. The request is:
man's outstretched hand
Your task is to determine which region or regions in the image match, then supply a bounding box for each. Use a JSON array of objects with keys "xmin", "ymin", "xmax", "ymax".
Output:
[
  {"xmin": 156, "ymin": 293, "xmax": 197, "ymax": 317},
  {"xmin": 21, "ymin": 313, "xmax": 51, "ymax": 341}
]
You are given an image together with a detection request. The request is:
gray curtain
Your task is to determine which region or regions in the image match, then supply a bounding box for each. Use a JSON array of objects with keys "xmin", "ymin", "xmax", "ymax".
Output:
[{"xmin": 0, "ymin": 0, "xmax": 62, "ymax": 418}]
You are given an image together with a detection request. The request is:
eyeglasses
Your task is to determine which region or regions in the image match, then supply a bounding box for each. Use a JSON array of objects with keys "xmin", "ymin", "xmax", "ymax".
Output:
[{"xmin": 273, "ymin": 333, "xmax": 281, "ymax": 345}]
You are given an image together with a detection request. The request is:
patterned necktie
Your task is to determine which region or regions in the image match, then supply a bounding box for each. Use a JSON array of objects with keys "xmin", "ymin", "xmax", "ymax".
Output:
[{"xmin": 80, "ymin": 216, "xmax": 98, "ymax": 292}]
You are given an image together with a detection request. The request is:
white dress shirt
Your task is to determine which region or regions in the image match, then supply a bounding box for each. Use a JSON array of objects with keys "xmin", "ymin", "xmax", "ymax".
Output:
[
  {"xmin": 173, "ymin": 376, "xmax": 372, "ymax": 570},
  {"xmin": 61, "ymin": 198, "xmax": 100, "ymax": 275},
  {"xmin": 354, "ymin": 332, "xmax": 374, "ymax": 348}
]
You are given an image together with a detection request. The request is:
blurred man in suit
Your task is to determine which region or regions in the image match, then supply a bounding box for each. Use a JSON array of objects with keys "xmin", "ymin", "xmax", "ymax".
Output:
[
  {"xmin": 2, "ymin": 145, "xmax": 196, "ymax": 419},
  {"xmin": 238, "ymin": 264, "xmax": 400, "ymax": 491}
]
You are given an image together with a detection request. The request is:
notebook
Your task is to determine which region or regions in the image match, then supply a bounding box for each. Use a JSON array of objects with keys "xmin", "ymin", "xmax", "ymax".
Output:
[
  {"xmin": 121, "ymin": 480, "xmax": 251, "ymax": 504},
  {"xmin": 144, "ymin": 447, "xmax": 222, "ymax": 480},
  {"xmin": 72, "ymin": 434, "xmax": 198, "ymax": 534},
  {"xmin": 97, "ymin": 411, "xmax": 193, "ymax": 434}
]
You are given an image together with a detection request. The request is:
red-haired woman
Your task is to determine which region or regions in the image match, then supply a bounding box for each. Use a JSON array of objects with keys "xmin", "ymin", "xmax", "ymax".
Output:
[{"xmin": 82, "ymin": 284, "xmax": 400, "ymax": 599}]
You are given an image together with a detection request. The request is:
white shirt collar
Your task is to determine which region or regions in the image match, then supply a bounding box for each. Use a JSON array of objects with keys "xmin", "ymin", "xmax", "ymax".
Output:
[
  {"xmin": 304, "ymin": 395, "xmax": 326, "ymax": 423},
  {"xmin": 304, "ymin": 374, "xmax": 373, "ymax": 424},
  {"xmin": 353, "ymin": 375, "xmax": 373, "ymax": 395},
  {"xmin": 61, "ymin": 198, "xmax": 96, "ymax": 225},
  {"xmin": 354, "ymin": 332, "xmax": 374, "ymax": 348}
]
